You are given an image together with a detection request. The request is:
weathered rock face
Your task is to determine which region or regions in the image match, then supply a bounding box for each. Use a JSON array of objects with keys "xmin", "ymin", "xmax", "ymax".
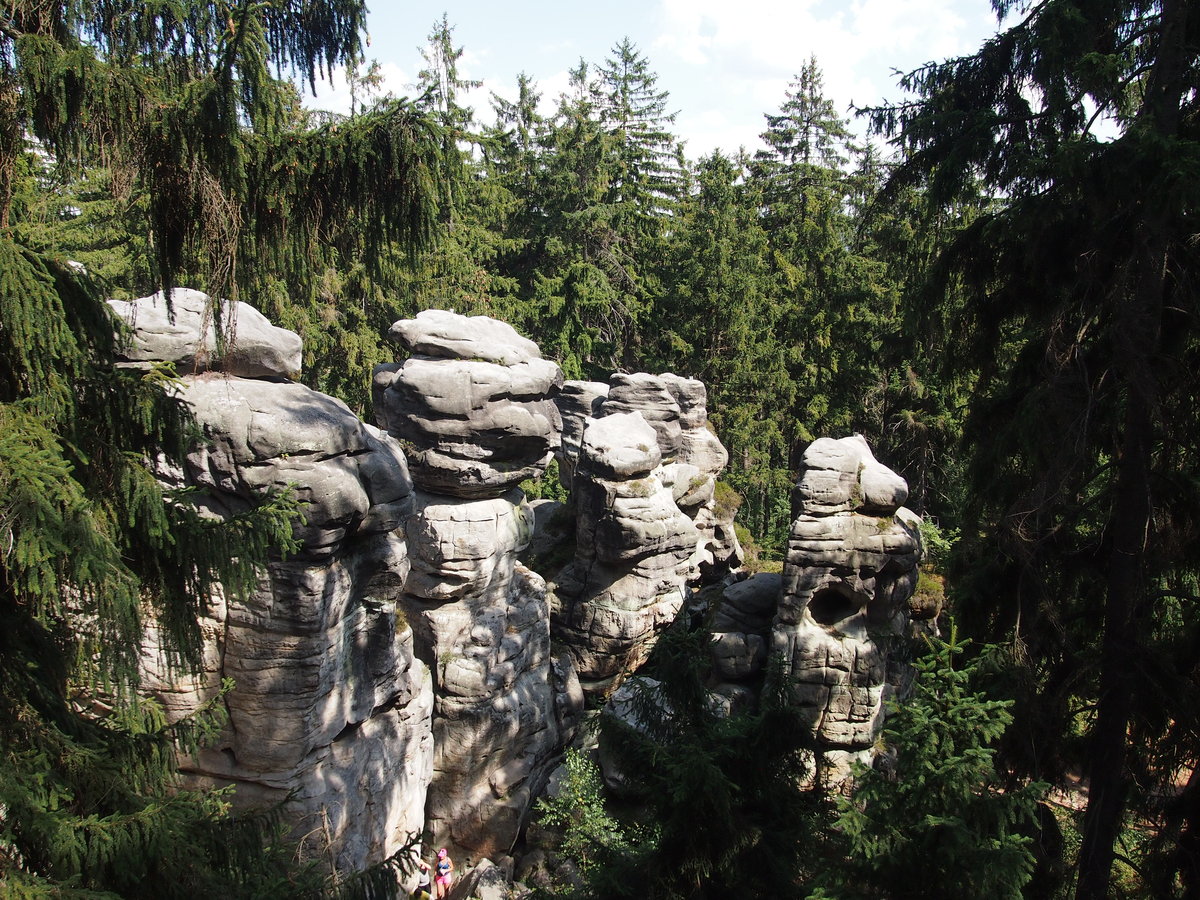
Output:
[
  {"xmin": 657, "ymin": 374, "xmax": 740, "ymax": 574},
  {"xmin": 124, "ymin": 290, "xmax": 433, "ymax": 874},
  {"xmin": 550, "ymin": 412, "xmax": 702, "ymax": 697},
  {"xmin": 708, "ymin": 573, "xmax": 782, "ymax": 682},
  {"xmin": 547, "ymin": 373, "xmax": 736, "ymax": 699},
  {"xmin": 602, "ymin": 373, "xmax": 683, "ymax": 461},
  {"xmin": 109, "ymin": 288, "xmax": 302, "ymax": 378},
  {"xmin": 375, "ymin": 310, "xmax": 582, "ymax": 859},
  {"xmin": 373, "ymin": 309, "xmax": 563, "ymax": 499},
  {"xmin": 774, "ymin": 435, "xmax": 921, "ymax": 781},
  {"xmin": 553, "ymin": 380, "xmax": 608, "ymax": 490}
]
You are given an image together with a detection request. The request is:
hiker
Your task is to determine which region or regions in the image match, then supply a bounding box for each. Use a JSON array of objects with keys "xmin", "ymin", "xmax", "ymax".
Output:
[
  {"xmin": 412, "ymin": 858, "xmax": 432, "ymax": 900},
  {"xmin": 433, "ymin": 847, "xmax": 454, "ymax": 899}
]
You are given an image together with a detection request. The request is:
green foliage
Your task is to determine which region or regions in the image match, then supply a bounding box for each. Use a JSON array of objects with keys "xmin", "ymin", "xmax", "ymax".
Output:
[
  {"xmin": 535, "ymin": 749, "xmax": 632, "ymax": 880},
  {"xmin": 598, "ymin": 626, "xmax": 836, "ymax": 898},
  {"xmin": 0, "ymin": 2, "xmax": 445, "ymax": 895},
  {"xmin": 863, "ymin": 0, "xmax": 1200, "ymax": 892},
  {"xmin": 813, "ymin": 628, "xmax": 1047, "ymax": 899}
]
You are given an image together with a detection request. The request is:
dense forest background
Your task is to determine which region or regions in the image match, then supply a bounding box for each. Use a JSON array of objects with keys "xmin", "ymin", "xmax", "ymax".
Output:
[{"xmin": 1, "ymin": 1, "xmax": 1198, "ymax": 897}]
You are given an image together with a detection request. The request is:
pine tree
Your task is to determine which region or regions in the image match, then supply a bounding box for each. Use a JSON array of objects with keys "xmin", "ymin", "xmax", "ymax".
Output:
[{"xmin": 0, "ymin": 1, "xmax": 445, "ymax": 892}]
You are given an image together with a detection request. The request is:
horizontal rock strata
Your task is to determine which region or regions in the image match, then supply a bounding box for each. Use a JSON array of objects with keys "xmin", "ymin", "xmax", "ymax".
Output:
[{"xmin": 377, "ymin": 310, "xmax": 582, "ymax": 859}]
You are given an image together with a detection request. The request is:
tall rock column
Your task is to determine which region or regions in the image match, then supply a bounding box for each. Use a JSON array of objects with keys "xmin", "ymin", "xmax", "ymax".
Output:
[
  {"xmin": 659, "ymin": 373, "xmax": 740, "ymax": 574},
  {"xmin": 550, "ymin": 411, "xmax": 702, "ymax": 697},
  {"xmin": 774, "ymin": 434, "xmax": 922, "ymax": 783},
  {"xmin": 118, "ymin": 289, "xmax": 434, "ymax": 875},
  {"xmin": 373, "ymin": 310, "xmax": 583, "ymax": 859}
]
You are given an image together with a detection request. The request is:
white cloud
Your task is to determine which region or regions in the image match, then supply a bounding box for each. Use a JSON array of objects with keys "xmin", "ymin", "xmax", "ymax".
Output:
[
  {"xmin": 303, "ymin": 61, "xmax": 412, "ymax": 115},
  {"xmin": 652, "ymin": 0, "xmax": 1000, "ymax": 152}
]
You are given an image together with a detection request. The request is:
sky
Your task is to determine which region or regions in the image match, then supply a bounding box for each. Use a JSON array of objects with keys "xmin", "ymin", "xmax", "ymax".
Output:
[{"xmin": 307, "ymin": 0, "xmax": 1008, "ymax": 159}]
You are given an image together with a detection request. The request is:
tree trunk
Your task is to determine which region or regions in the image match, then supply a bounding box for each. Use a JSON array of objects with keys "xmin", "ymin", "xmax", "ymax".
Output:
[{"xmin": 1074, "ymin": 5, "xmax": 1187, "ymax": 894}]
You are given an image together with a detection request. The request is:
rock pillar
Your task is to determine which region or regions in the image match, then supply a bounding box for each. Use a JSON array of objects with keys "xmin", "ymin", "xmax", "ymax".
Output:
[
  {"xmin": 373, "ymin": 310, "xmax": 583, "ymax": 858},
  {"xmin": 774, "ymin": 434, "xmax": 922, "ymax": 782},
  {"xmin": 120, "ymin": 289, "xmax": 433, "ymax": 874}
]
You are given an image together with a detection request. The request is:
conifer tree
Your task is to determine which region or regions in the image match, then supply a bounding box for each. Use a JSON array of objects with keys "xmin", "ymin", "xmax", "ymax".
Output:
[
  {"xmin": 523, "ymin": 59, "xmax": 632, "ymax": 376},
  {"xmin": 395, "ymin": 16, "xmax": 521, "ymax": 325},
  {"xmin": 595, "ymin": 38, "xmax": 684, "ymax": 230},
  {"xmin": 813, "ymin": 631, "xmax": 1045, "ymax": 899},
  {"xmin": 865, "ymin": 0, "xmax": 1200, "ymax": 893},
  {"xmin": 598, "ymin": 625, "xmax": 835, "ymax": 898},
  {"xmin": 658, "ymin": 150, "xmax": 794, "ymax": 547},
  {"xmin": 0, "ymin": 1, "xmax": 445, "ymax": 892}
]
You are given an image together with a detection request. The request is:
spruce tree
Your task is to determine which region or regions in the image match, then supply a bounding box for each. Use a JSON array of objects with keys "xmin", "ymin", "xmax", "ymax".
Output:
[
  {"xmin": 813, "ymin": 631, "xmax": 1045, "ymax": 900},
  {"xmin": 864, "ymin": 0, "xmax": 1200, "ymax": 893},
  {"xmin": 595, "ymin": 38, "xmax": 684, "ymax": 231},
  {"xmin": 0, "ymin": 1, "xmax": 445, "ymax": 892},
  {"xmin": 658, "ymin": 150, "xmax": 795, "ymax": 550}
]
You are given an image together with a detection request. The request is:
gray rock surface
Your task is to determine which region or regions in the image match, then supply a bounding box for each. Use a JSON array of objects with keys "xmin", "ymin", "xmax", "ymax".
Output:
[
  {"xmin": 793, "ymin": 434, "xmax": 909, "ymax": 517},
  {"xmin": 600, "ymin": 373, "xmax": 683, "ymax": 461},
  {"xmin": 550, "ymin": 412, "xmax": 703, "ymax": 697},
  {"xmin": 774, "ymin": 437, "xmax": 922, "ymax": 774},
  {"xmin": 141, "ymin": 371, "xmax": 432, "ymax": 874},
  {"xmin": 553, "ymin": 381, "xmax": 609, "ymax": 489},
  {"xmin": 389, "ymin": 308, "xmax": 541, "ymax": 366},
  {"xmin": 373, "ymin": 322, "xmax": 563, "ymax": 499},
  {"xmin": 708, "ymin": 573, "xmax": 782, "ymax": 681},
  {"xmin": 380, "ymin": 310, "xmax": 583, "ymax": 860},
  {"xmin": 109, "ymin": 288, "xmax": 302, "ymax": 378}
]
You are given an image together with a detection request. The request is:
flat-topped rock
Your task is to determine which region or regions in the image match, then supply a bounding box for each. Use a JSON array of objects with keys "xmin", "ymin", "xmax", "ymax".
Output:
[
  {"xmin": 109, "ymin": 288, "xmax": 302, "ymax": 379},
  {"xmin": 388, "ymin": 308, "xmax": 542, "ymax": 366},
  {"xmin": 374, "ymin": 354, "xmax": 563, "ymax": 499}
]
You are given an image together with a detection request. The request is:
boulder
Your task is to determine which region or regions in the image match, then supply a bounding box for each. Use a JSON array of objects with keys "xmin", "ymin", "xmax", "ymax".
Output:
[
  {"xmin": 792, "ymin": 434, "xmax": 909, "ymax": 517},
  {"xmin": 109, "ymin": 288, "xmax": 302, "ymax": 378},
  {"xmin": 374, "ymin": 315, "xmax": 564, "ymax": 499},
  {"xmin": 389, "ymin": 308, "xmax": 541, "ymax": 366},
  {"xmin": 600, "ymin": 373, "xmax": 683, "ymax": 461}
]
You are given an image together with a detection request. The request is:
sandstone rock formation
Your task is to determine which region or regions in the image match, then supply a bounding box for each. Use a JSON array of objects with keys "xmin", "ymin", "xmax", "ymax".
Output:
[
  {"xmin": 553, "ymin": 380, "xmax": 608, "ymax": 491},
  {"xmin": 121, "ymin": 290, "xmax": 923, "ymax": 884},
  {"xmin": 774, "ymin": 434, "xmax": 922, "ymax": 782},
  {"xmin": 373, "ymin": 309, "xmax": 563, "ymax": 499},
  {"xmin": 110, "ymin": 287, "xmax": 302, "ymax": 378},
  {"xmin": 658, "ymin": 374, "xmax": 740, "ymax": 574},
  {"xmin": 121, "ymin": 290, "xmax": 433, "ymax": 874},
  {"xmin": 374, "ymin": 309, "xmax": 583, "ymax": 859},
  {"xmin": 547, "ymin": 372, "xmax": 738, "ymax": 700},
  {"xmin": 550, "ymin": 411, "xmax": 702, "ymax": 697},
  {"xmin": 708, "ymin": 572, "xmax": 782, "ymax": 682}
]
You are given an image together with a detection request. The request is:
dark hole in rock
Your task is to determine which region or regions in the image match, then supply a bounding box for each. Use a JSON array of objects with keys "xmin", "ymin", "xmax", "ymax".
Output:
[{"xmin": 809, "ymin": 587, "xmax": 860, "ymax": 626}]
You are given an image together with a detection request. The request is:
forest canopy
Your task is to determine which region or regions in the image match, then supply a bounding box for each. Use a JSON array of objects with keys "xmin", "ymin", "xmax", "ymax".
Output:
[{"xmin": 1, "ymin": 1, "xmax": 1198, "ymax": 897}]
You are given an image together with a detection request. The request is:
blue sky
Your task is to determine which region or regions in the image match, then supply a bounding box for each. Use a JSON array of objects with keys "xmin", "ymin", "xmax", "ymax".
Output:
[{"xmin": 308, "ymin": 0, "xmax": 1007, "ymax": 158}]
